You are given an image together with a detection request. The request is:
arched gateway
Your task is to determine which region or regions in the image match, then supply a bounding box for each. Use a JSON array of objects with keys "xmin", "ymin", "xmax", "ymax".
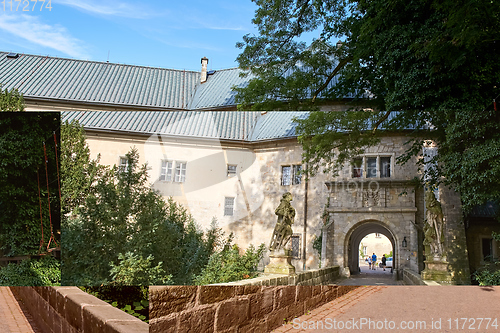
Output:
[
  {"xmin": 345, "ymin": 220, "xmax": 396, "ymax": 274},
  {"xmin": 321, "ymin": 180, "xmax": 422, "ymax": 277}
]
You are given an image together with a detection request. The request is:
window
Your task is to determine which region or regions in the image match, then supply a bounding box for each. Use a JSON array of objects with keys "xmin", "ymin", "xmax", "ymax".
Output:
[
  {"xmin": 293, "ymin": 165, "xmax": 302, "ymax": 185},
  {"xmin": 175, "ymin": 162, "xmax": 187, "ymax": 182},
  {"xmin": 363, "ymin": 246, "xmax": 367, "ymax": 256},
  {"xmin": 282, "ymin": 164, "xmax": 302, "ymax": 185},
  {"xmin": 380, "ymin": 157, "xmax": 391, "ymax": 178},
  {"xmin": 351, "ymin": 156, "xmax": 392, "ymax": 179},
  {"xmin": 227, "ymin": 164, "xmax": 237, "ymax": 177},
  {"xmin": 352, "ymin": 158, "xmax": 363, "ymax": 178},
  {"xmin": 366, "ymin": 157, "xmax": 377, "ymax": 178},
  {"xmin": 119, "ymin": 157, "xmax": 129, "ymax": 173},
  {"xmin": 224, "ymin": 197, "xmax": 235, "ymax": 216},
  {"xmin": 160, "ymin": 160, "xmax": 173, "ymax": 181},
  {"xmin": 291, "ymin": 234, "xmax": 301, "ymax": 259},
  {"xmin": 375, "ymin": 233, "xmax": 381, "ymax": 238},
  {"xmin": 482, "ymin": 238, "xmax": 493, "ymax": 261}
]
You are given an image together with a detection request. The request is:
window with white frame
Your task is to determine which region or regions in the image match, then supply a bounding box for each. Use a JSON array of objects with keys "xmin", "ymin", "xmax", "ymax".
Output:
[
  {"xmin": 366, "ymin": 157, "xmax": 377, "ymax": 178},
  {"xmin": 281, "ymin": 164, "xmax": 302, "ymax": 186},
  {"xmin": 159, "ymin": 161, "xmax": 187, "ymax": 182},
  {"xmin": 227, "ymin": 164, "xmax": 237, "ymax": 177},
  {"xmin": 224, "ymin": 197, "xmax": 235, "ymax": 216},
  {"xmin": 119, "ymin": 157, "xmax": 129, "ymax": 173},
  {"xmin": 380, "ymin": 156, "xmax": 391, "ymax": 178},
  {"xmin": 351, "ymin": 156, "xmax": 392, "ymax": 179},
  {"xmin": 352, "ymin": 158, "xmax": 363, "ymax": 178},
  {"xmin": 160, "ymin": 160, "xmax": 173, "ymax": 181},
  {"xmin": 174, "ymin": 162, "xmax": 187, "ymax": 182}
]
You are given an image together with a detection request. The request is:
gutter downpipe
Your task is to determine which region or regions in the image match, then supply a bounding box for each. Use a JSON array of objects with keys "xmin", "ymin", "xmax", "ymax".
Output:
[{"xmin": 303, "ymin": 163, "xmax": 308, "ymax": 271}]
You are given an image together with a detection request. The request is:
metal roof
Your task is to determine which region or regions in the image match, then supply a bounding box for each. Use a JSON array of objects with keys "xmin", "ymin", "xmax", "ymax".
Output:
[
  {"xmin": 250, "ymin": 111, "xmax": 308, "ymax": 141},
  {"xmin": 188, "ymin": 68, "xmax": 253, "ymax": 110},
  {"xmin": 0, "ymin": 52, "xmax": 199, "ymax": 109},
  {"xmin": 62, "ymin": 111, "xmax": 262, "ymax": 141}
]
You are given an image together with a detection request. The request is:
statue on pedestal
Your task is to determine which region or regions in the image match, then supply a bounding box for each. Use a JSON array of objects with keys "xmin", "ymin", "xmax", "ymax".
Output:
[
  {"xmin": 265, "ymin": 192, "xmax": 296, "ymax": 275},
  {"xmin": 423, "ymin": 188, "xmax": 445, "ymax": 258},
  {"xmin": 269, "ymin": 192, "xmax": 295, "ymax": 252}
]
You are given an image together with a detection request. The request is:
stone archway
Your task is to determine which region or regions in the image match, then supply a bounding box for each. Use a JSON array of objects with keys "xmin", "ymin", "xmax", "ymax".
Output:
[{"xmin": 345, "ymin": 220, "xmax": 396, "ymax": 275}]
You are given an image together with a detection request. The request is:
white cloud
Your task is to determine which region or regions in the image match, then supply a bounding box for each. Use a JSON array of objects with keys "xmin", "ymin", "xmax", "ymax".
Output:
[
  {"xmin": 54, "ymin": 0, "xmax": 156, "ymax": 19},
  {"xmin": 0, "ymin": 14, "xmax": 89, "ymax": 59}
]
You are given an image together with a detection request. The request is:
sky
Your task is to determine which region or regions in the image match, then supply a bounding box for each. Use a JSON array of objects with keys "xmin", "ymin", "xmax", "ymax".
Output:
[{"xmin": 0, "ymin": 0, "xmax": 259, "ymax": 71}]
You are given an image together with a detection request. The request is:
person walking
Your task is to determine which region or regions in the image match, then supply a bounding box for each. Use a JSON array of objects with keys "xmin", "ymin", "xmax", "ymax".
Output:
[
  {"xmin": 381, "ymin": 254, "xmax": 387, "ymax": 271},
  {"xmin": 368, "ymin": 256, "xmax": 372, "ymax": 270},
  {"xmin": 371, "ymin": 253, "xmax": 377, "ymax": 270}
]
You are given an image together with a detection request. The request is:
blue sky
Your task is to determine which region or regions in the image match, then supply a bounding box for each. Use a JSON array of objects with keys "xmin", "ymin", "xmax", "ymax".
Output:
[{"xmin": 0, "ymin": 0, "xmax": 258, "ymax": 71}]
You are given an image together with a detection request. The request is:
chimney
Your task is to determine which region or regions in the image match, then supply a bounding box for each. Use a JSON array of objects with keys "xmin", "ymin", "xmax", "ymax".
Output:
[{"xmin": 201, "ymin": 57, "xmax": 209, "ymax": 83}]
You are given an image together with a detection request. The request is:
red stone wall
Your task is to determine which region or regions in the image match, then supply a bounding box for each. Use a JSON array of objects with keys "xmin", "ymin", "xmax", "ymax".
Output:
[
  {"xmin": 11, "ymin": 286, "xmax": 148, "ymax": 333},
  {"xmin": 150, "ymin": 285, "xmax": 359, "ymax": 332}
]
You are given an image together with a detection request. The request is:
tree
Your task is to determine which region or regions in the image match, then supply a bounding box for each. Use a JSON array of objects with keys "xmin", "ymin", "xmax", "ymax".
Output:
[
  {"xmin": 60, "ymin": 120, "xmax": 104, "ymax": 216},
  {"xmin": 0, "ymin": 86, "xmax": 25, "ymax": 111},
  {"xmin": 236, "ymin": 0, "xmax": 500, "ymax": 212},
  {"xmin": 0, "ymin": 112, "xmax": 60, "ymax": 256},
  {"xmin": 61, "ymin": 123, "xmax": 219, "ymax": 285}
]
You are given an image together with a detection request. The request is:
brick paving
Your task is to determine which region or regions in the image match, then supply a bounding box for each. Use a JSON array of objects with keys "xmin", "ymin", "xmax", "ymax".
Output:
[
  {"xmin": 273, "ymin": 285, "xmax": 500, "ymax": 333},
  {"xmin": 0, "ymin": 287, "xmax": 40, "ymax": 333}
]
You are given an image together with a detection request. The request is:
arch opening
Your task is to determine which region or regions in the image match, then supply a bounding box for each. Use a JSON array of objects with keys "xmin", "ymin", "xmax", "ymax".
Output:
[{"xmin": 346, "ymin": 220, "xmax": 396, "ymax": 275}]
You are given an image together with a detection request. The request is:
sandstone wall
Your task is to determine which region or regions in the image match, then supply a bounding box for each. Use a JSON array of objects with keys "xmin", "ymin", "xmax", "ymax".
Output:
[{"xmin": 150, "ymin": 285, "xmax": 359, "ymax": 333}]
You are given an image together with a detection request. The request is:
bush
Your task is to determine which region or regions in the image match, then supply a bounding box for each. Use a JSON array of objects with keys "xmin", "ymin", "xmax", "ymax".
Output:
[
  {"xmin": 194, "ymin": 235, "xmax": 265, "ymax": 285},
  {"xmin": 109, "ymin": 252, "xmax": 172, "ymax": 285},
  {"xmin": 0, "ymin": 256, "xmax": 60, "ymax": 286},
  {"xmin": 81, "ymin": 285, "xmax": 149, "ymax": 322},
  {"xmin": 474, "ymin": 261, "xmax": 500, "ymax": 286}
]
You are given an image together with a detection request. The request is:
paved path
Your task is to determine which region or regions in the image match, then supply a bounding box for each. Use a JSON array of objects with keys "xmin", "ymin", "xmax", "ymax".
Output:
[
  {"xmin": 335, "ymin": 264, "xmax": 402, "ymax": 286},
  {"xmin": 274, "ymin": 285, "xmax": 500, "ymax": 332},
  {"xmin": 0, "ymin": 287, "xmax": 40, "ymax": 333}
]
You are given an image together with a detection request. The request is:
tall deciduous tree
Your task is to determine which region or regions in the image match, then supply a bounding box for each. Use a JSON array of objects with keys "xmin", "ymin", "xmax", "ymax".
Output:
[{"xmin": 236, "ymin": 0, "xmax": 500, "ymax": 212}]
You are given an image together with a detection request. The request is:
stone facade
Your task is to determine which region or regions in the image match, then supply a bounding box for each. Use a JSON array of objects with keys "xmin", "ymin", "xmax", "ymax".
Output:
[{"xmin": 82, "ymin": 118, "xmax": 469, "ymax": 282}]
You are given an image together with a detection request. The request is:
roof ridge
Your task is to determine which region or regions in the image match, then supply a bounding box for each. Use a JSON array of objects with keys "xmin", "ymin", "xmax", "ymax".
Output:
[{"xmin": 0, "ymin": 51, "xmax": 201, "ymax": 74}]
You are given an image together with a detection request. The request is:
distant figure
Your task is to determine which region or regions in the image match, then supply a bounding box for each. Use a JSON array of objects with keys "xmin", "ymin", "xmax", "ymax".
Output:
[
  {"xmin": 368, "ymin": 256, "xmax": 372, "ymax": 270},
  {"xmin": 371, "ymin": 253, "xmax": 377, "ymax": 270},
  {"xmin": 381, "ymin": 255, "xmax": 387, "ymax": 271},
  {"xmin": 269, "ymin": 192, "xmax": 295, "ymax": 251}
]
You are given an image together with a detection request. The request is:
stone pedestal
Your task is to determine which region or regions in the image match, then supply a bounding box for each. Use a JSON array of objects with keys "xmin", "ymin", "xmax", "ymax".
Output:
[
  {"xmin": 264, "ymin": 249, "xmax": 296, "ymax": 275},
  {"xmin": 421, "ymin": 256, "xmax": 454, "ymax": 284}
]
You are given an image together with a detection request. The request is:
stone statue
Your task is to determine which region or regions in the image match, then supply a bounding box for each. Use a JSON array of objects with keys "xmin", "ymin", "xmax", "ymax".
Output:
[
  {"xmin": 423, "ymin": 188, "xmax": 445, "ymax": 257},
  {"xmin": 269, "ymin": 192, "xmax": 295, "ymax": 252}
]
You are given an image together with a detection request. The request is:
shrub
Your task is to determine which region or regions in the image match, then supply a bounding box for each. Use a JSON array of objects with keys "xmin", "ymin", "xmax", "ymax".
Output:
[
  {"xmin": 194, "ymin": 235, "xmax": 265, "ymax": 285},
  {"xmin": 0, "ymin": 256, "xmax": 60, "ymax": 286}
]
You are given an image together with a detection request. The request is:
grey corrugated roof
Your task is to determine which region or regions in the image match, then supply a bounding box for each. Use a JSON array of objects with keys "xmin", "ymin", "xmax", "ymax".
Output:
[
  {"xmin": 188, "ymin": 68, "xmax": 253, "ymax": 110},
  {"xmin": 0, "ymin": 52, "xmax": 199, "ymax": 109},
  {"xmin": 62, "ymin": 111, "xmax": 261, "ymax": 141},
  {"xmin": 250, "ymin": 111, "xmax": 309, "ymax": 141}
]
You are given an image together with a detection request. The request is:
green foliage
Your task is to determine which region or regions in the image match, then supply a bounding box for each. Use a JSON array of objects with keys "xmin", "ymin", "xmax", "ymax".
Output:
[
  {"xmin": 116, "ymin": 301, "xmax": 149, "ymax": 322},
  {"xmin": 474, "ymin": 262, "xmax": 500, "ymax": 286},
  {"xmin": 313, "ymin": 233, "xmax": 322, "ymax": 266},
  {"xmin": 236, "ymin": 0, "xmax": 500, "ymax": 213},
  {"xmin": 194, "ymin": 235, "xmax": 265, "ymax": 285},
  {"xmin": 0, "ymin": 112, "xmax": 60, "ymax": 256},
  {"xmin": 61, "ymin": 120, "xmax": 104, "ymax": 216},
  {"xmin": 0, "ymin": 86, "xmax": 25, "ymax": 111},
  {"xmin": 109, "ymin": 252, "xmax": 172, "ymax": 286},
  {"xmin": 62, "ymin": 123, "xmax": 219, "ymax": 285},
  {"xmin": 81, "ymin": 286, "xmax": 149, "ymax": 322},
  {"xmin": 0, "ymin": 256, "xmax": 61, "ymax": 286}
]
